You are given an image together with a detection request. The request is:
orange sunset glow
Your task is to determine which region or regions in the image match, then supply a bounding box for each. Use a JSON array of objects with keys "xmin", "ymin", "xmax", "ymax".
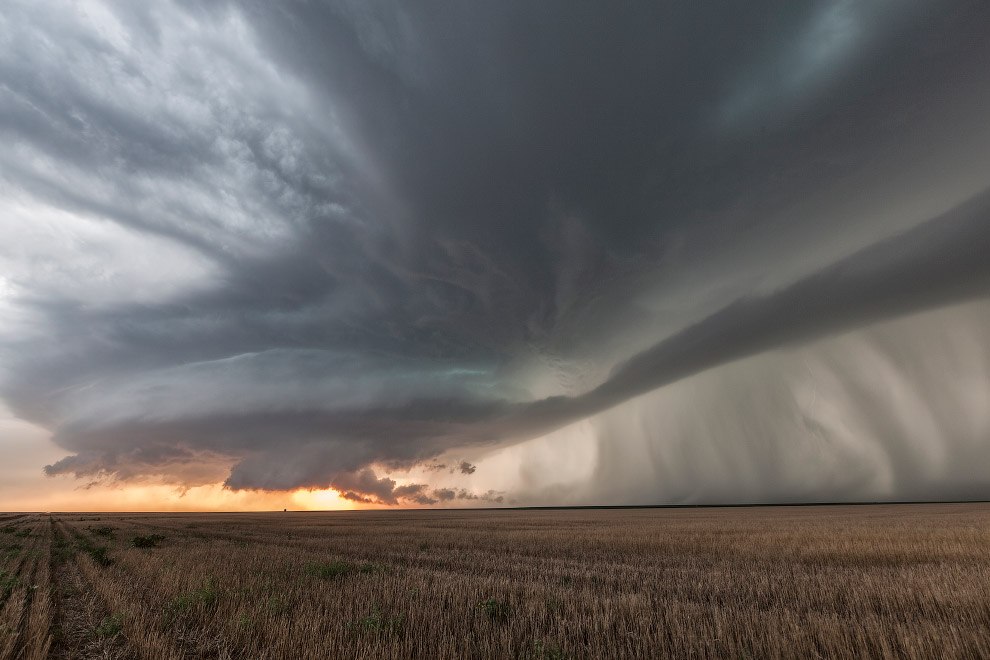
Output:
[{"xmin": 1, "ymin": 409, "xmax": 358, "ymax": 512}]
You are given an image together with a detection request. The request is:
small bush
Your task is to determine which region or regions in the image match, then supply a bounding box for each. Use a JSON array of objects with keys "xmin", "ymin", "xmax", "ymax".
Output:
[
  {"xmin": 131, "ymin": 534, "xmax": 166, "ymax": 548},
  {"xmin": 87, "ymin": 545, "xmax": 113, "ymax": 567},
  {"xmin": 90, "ymin": 526, "xmax": 116, "ymax": 539}
]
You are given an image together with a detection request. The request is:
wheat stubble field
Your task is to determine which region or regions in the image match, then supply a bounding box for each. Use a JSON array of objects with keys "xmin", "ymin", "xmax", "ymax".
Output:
[{"xmin": 0, "ymin": 503, "xmax": 988, "ymax": 659}]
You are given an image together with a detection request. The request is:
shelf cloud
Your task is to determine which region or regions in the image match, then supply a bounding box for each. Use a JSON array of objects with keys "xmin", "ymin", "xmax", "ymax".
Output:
[{"xmin": 2, "ymin": 1, "xmax": 990, "ymax": 505}]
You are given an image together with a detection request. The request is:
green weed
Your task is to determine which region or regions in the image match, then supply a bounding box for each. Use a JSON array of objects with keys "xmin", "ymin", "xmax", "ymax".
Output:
[
  {"xmin": 72, "ymin": 531, "xmax": 113, "ymax": 566},
  {"xmin": 94, "ymin": 613, "xmax": 124, "ymax": 639},
  {"xmin": 305, "ymin": 560, "xmax": 353, "ymax": 579},
  {"xmin": 346, "ymin": 605, "xmax": 404, "ymax": 636},
  {"xmin": 0, "ymin": 570, "xmax": 20, "ymax": 600},
  {"xmin": 168, "ymin": 579, "xmax": 219, "ymax": 614},
  {"xmin": 478, "ymin": 598, "xmax": 511, "ymax": 622},
  {"xmin": 522, "ymin": 639, "xmax": 566, "ymax": 660}
]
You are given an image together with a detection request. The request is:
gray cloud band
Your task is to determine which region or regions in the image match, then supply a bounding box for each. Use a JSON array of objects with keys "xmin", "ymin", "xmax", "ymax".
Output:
[{"xmin": 538, "ymin": 188, "xmax": 990, "ymax": 431}]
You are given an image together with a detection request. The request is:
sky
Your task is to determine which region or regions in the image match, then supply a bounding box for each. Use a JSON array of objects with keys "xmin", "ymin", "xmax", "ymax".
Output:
[{"xmin": 2, "ymin": 1, "xmax": 990, "ymax": 511}]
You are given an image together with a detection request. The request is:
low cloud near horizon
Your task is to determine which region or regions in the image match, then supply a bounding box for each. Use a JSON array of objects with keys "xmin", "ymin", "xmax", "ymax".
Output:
[{"xmin": 2, "ymin": 0, "xmax": 990, "ymax": 507}]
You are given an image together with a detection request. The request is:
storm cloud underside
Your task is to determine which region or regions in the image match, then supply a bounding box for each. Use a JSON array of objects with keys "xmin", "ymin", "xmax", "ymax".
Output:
[{"xmin": 2, "ymin": 1, "xmax": 990, "ymax": 504}]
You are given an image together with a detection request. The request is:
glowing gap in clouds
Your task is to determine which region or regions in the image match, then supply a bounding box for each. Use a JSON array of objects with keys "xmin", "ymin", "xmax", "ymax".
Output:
[{"xmin": 291, "ymin": 487, "xmax": 357, "ymax": 511}]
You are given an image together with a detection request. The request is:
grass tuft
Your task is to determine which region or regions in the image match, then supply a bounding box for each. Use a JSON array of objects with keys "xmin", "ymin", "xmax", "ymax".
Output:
[
  {"xmin": 168, "ymin": 579, "xmax": 219, "ymax": 614},
  {"xmin": 71, "ymin": 530, "xmax": 113, "ymax": 566},
  {"xmin": 346, "ymin": 605, "xmax": 404, "ymax": 637},
  {"xmin": 305, "ymin": 560, "xmax": 353, "ymax": 579},
  {"xmin": 522, "ymin": 639, "xmax": 566, "ymax": 660},
  {"xmin": 94, "ymin": 613, "xmax": 124, "ymax": 639},
  {"xmin": 0, "ymin": 570, "xmax": 20, "ymax": 600},
  {"xmin": 131, "ymin": 534, "xmax": 166, "ymax": 548},
  {"xmin": 478, "ymin": 598, "xmax": 511, "ymax": 622}
]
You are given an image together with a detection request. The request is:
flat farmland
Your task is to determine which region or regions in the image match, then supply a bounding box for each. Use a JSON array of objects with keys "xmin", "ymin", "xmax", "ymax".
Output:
[{"xmin": 1, "ymin": 503, "xmax": 989, "ymax": 659}]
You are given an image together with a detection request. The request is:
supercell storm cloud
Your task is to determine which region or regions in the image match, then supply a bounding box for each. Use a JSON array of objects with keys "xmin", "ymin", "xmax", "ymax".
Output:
[{"xmin": 2, "ymin": 1, "xmax": 990, "ymax": 505}]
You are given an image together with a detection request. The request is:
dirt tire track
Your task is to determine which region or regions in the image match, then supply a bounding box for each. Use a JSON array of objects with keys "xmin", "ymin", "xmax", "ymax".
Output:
[
  {"xmin": 18, "ymin": 517, "xmax": 56, "ymax": 660},
  {"xmin": 0, "ymin": 516, "xmax": 45, "ymax": 660},
  {"xmin": 0, "ymin": 517, "xmax": 43, "ymax": 584},
  {"xmin": 49, "ymin": 521, "xmax": 136, "ymax": 660}
]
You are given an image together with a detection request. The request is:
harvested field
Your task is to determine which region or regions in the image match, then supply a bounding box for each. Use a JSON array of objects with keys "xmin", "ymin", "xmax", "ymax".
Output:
[{"xmin": 0, "ymin": 503, "xmax": 987, "ymax": 659}]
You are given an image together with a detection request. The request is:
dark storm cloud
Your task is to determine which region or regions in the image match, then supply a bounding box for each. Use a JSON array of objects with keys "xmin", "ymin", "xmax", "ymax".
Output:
[
  {"xmin": 328, "ymin": 469, "xmax": 434, "ymax": 506},
  {"xmin": 47, "ymin": 185, "xmax": 990, "ymax": 488},
  {"xmin": 433, "ymin": 488, "xmax": 456, "ymax": 502},
  {"xmin": 2, "ymin": 1, "xmax": 990, "ymax": 503}
]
